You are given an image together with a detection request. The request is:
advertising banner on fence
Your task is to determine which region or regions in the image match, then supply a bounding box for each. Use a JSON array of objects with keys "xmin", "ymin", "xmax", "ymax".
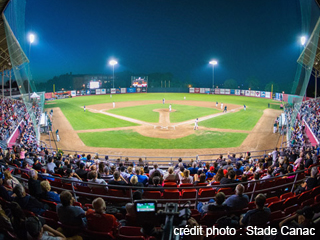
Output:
[
  {"xmin": 260, "ymin": 91, "xmax": 266, "ymax": 98},
  {"xmin": 101, "ymin": 88, "xmax": 106, "ymax": 94},
  {"xmin": 245, "ymin": 90, "xmax": 250, "ymax": 96},
  {"xmin": 90, "ymin": 89, "xmax": 96, "ymax": 95},
  {"xmin": 220, "ymin": 89, "xmax": 225, "ymax": 94},
  {"xmin": 111, "ymin": 88, "xmax": 116, "ymax": 94},
  {"xmin": 255, "ymin": 91, "xmax": 260, "ymax": 97},
  {"xmin": 225, "ymin": 89, "xmax": 230, "ymax": 95},
  {"xmin": 230, "ymin": 89, "xmax": 235, "ymax": 95},
  {"xmin": 194, "ymin": 88, "xmax": 200, "ymax": 93},
  {"xmin": 71, "ymin": 91, "xmax": 76, "ymax": 97},
  {"xmin": 127, "ymin": 88, "xmax": 137, "ymax": 93},
  {"xmin": 241, "ymin": 90, "xmax": 245, "ymax": 96},
  {"xmin": 215, "ymin": 88, "xmax": 220, "ymax": 94},
  {"xmin": 200, "ymin": 88, "xmax": 205, "ymax": 94},
  {"xmin": 205, "ymin": 88, "xmax": 210, "ymax": 93},
  {"xmin": 86, "ymin": 90, "xmax": 91, "ymax": 95},
  {"xmin": 95, "ymin": 89, "xmax": 101, "ymax": 95},
  {"xmin": 189, "ymin": 88, "xmax": 194, "ymax": 93},
  {"xmin": 266, "ymin": 92, "xmax": 271, "ymax": 98},
  {"xmin": 121, "ymin": 88, "xmax": 126, "ymax": 93},
  {"xmin": 250, "ymin": 91, "xmax": 255, "ymax": 97},
  {"xmin": 45, "ymin": 92, "xmax": 53, "ymax": 99},
  {"xmin": 76, "ymin": 91, "xmax": 80, "ymax": 96},
  {"xmin": 116, "ymin": 88, "xmax": 121, "ymax": 94},
  {"xmin": 235, "ymin": 90, "xmax": 240, "ymax": 95}
]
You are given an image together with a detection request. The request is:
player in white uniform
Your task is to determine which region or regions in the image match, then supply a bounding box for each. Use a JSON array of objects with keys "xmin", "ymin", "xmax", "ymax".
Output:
[
  {"xmin": 194, "ymin": 118, "xmax": 198, "ymax": 130},
  {"xmin": 169, "ymin": 104, "xmax": 172, "ymax": 112},
  {"xmin": 221, "ymin": 103, "xmax": 223, "ymax": 110},
  {"xmin": 184, "ymin": 96, "xmax": 186, "ymax": 100},
  {"xmin": 113, "ymin": 102, "xmax": 115, "ymax": 108},
  {"xmin": 244, "ymin": 104, "xmax": 246, "ymax": 110},
  {"xmin": 84, "ymin": 105, "xmax": 86, "ymax": 112}
]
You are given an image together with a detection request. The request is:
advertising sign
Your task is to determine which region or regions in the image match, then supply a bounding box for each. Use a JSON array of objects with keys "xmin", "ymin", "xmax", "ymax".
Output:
[
  {"xmin": 116, "ymin": 88, "xmax": 121, "ymax": 94},
  {"xmin": 86, "ymin": 90, "xmax": 91, "ymax": 95},
  {"xmin": 266, "ymin": 92, "xmax": 271, "ymax": 98},
  {"xmin": 141, "ymin": 87, "xmax": 147, "ymax": 92},
  {"xmin": 71, "ymin": 90, "xmax": 76, "ymax": 97},
  {"xmin": 235, "ymin": 89, "xmax": 240, "ymax": 95},
  {"xmin": 204, "ymin": 88, "xmax": 211, "ymax": 94},
  {"xmin": 90, "ymin": 89, "xmax": 96, "ymax": 95},
  {"xmin": 101, "ymin": 88, "xmax": 106, "ymax": 94},
  {"xmin": 76, "ymin": 91, "xmax": 80, "ymax": 96},
  {"xmin": 127, "ymin": 88, "xmax": 137, "ymax": 93},
  {"xmin": 200, "ymin": 88, "xmax": 205, "ymax": 94},
  {"xmin": 194, "ymin": 88, "xmax": 200, "ymax": 93},
  {"xmin": 215, "ymin": 89, "xmax": 220, "ymax": 94},
  {"xmin": 260, "ymin": 91, "xmax": 266, "ymax": 98},
  {"xmin": 220, "ymin": 89, "xmax": 225, "ymax": 94},
  {"xmin": 95, "ymin": 89, "xmax": 101, "ymax": 95},
  {"xmin": 241, "ymin": 90, "xmax": 245, "ymax": 96},
  {"xmin": 111, "ymin": 88, "xmax": 116, "ymax": 94},
  {"xmin": 189, "ymin": 88, "xmax": 194, "ymax": 93},
  {"xmin": 45, "ymin": 92, "xmax": 53, "ymax": 99},
  {"xmin": 245, "ymin": 90, "xmax": 250, "ymax": 96},
  {"xmin": 121, "ymin": 88, "xmax": 126, "ymax": 94},
  {"xmin": 231, "ymin": 89, "xmax": 235, "ymax": 95},
  {"xmin": 225, "ymin": 89, "xmax": 230, "ymax": 95},
  {"xmin": 255, "ymin": 91, "xmax": 260, "ymax": 97},
  {"xmin": 250, "ymin": 91, "xmax": 255, "ymax": 97},
  {"xmin": 131, "ymin": 76, "xmax": 148, "ymax": 88}
]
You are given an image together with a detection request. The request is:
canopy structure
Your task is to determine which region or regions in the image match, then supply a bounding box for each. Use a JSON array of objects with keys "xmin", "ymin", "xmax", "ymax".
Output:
[
  {"xmin": 0, "ymin": 0, "xmax": 28, "ymax": 71},
  {"xmin": 30, "ymin": 92, "xmax": 40, "ymax": 99}
]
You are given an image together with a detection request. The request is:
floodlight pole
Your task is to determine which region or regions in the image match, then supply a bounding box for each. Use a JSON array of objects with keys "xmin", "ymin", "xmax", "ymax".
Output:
[
  {"xmin": 209, "ymin": 60, "xmax": 218, "ymax": 89},
  {"xmin": 112, "ymin": 64, "xmax": 115, "ymax": 88}
]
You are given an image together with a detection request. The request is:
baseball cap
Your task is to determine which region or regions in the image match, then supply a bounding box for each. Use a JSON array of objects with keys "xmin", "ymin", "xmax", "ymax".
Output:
[
  {"xmin": 210, "ymin": 166, "xmax": 214, "ymax": 171},
  {"xmin": 296, "ymin": 206, "xmax": 314, "ymax": 219}
]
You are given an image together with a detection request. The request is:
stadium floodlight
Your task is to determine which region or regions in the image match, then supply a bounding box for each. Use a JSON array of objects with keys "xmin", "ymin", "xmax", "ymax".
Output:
[
  {"xmin": 209, "ymin": 60, "xmax": 218, "ymax": 89},
  {"xmin": 28, "ymin": 33, "xmax": 35, "ymax": 44},
  {"xmin": 109, "ymin": 59, "xmax": 118, "ymax": 88},
  {"xmin": 300, "ymin": 36, "xmax": 307, "ymax": 46}
]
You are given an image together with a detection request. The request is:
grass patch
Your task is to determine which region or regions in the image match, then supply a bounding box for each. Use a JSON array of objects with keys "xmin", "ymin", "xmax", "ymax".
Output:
[
  {"xmin": 200, "ymin": 109, "xmax": 263, "ymax": 131},
  {"xmin": 108, "ymin": 104, "xmax": 219, "ymax": 123},
  {"xmin": 78, "ymin": 130, "xmax": 248, "ymax": 149}
]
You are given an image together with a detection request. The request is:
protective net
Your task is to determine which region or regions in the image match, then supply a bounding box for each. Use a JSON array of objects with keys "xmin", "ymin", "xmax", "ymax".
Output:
[{"xmin": 3, "ymin": 0, "xmax": 44, "ymax": 142}]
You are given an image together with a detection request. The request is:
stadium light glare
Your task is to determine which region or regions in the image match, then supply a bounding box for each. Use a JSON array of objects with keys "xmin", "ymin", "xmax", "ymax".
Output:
[
  {"xmin": 109, "ymin": 59, "xmax": 118, "ymax": 88},
  {"xmin": 28, "ymin": 33, "xmax": 35, "ymax": 44},
  {"xmin": 300, "ymin": 36, "xmax": 307, "ymax": 46},
  {"xmin": 209, "ymin": 60, "xmax": 218, "ymax": 89}
]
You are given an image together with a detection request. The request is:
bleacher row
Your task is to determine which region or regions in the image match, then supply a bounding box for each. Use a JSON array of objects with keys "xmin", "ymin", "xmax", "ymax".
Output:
[{"xmin": 2, "ymin": 162, "xmax": 320, "ymax": 239}]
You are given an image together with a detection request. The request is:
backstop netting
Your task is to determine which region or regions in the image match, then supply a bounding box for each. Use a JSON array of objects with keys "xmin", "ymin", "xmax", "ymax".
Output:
[{"xmin": 3, "ymin": 0, "xmax": 44, "ymax": 141}]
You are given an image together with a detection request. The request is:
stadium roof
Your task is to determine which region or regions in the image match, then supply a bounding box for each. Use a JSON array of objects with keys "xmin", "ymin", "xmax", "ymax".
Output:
[
  {"xmin": 297, "ymin": 17, "xmax": 320, "ymax": 73},
  {"xmin": 0, "ymin": 0, "xmax": 28, "ymax": 71}
]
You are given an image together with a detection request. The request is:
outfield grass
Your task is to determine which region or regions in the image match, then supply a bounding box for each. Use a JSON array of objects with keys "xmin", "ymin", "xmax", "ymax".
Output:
[
  {"xmin": 200, "ymin": 108, "xmax": 263, "ymax": 131},
  {"xmin": 78, "ymin": 130, "xmax": 248, "ymax": 149},
  {"xmin": 108, "ymin": 104, "xmax": 219, "ymax": 123},
  {"xmin": 46, "ymin": 101, "xmax": 138, "ymax": 130}
]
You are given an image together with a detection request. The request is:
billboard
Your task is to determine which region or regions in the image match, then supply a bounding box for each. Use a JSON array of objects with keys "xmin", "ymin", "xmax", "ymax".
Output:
[
  {"xmin": 131, "ymin": 76, "xmax": 148, "ymax": 88},
  {"xmin": 121, "ymin": 88, "xmax": 126, "ymax": 93},
  {"xmin": 215, "ymin": 88, "xmax": 220, "ymax": 94},
  {"xmin": 136, "ymin": 87, "xmax": 147, "ymax": 93},
  {"xmin": 255, "ymin": 91, "xmax": 260, "ymax": 97},
  {"xmin": 96, "ymin": 89, "xmax": 101, "ymax": 95},
  {"xmin": 111, "ymin": 88, "xmax": 116, "ymax": 94},
  {"xmin": 266, "ymin": 92, "xmax": 271, "ymax": 98},
  {"xmin": 200, "ymin": 88, "xmax": 205, "ymax": 94},
  {"xmin": 205, "ymin": 88, "xmax": 211, "ymax": 94},
  {"xmin": 194, "ymin": 88, "xmax": 200, "ymax": 93},
  {"xmin": 261, "ymin": 91, "xmax": 266, "ymax": 98},
  {"xmin": 71, "ymin": 90, "xmax": 76, "ymax": 97},
  {"xmin": 101, "ymin": 88, "xmax": 106, "ymax": 94},
  {"xmin": 225, "ymin": 89, "xmax": 230, "ymax": 95},
  {"xmin": 230, "ymin": 89, "xmax": 235, "ymax": 95},
  {"xmin": 245, "ymin": 90, "xmax": 250, "ymax": 96},
  {"xmin": 86, "ymin": 90, "xmax": 91, "ymax": 95},
  {"xmin": 220, "ymin": 89, "xmax": 225, "ymax": 94},
  {"xmin": 235, "ymin": 89, "xmax": 240, "ymax": 95},
  {"xmin": 189, "ymin": 88, "xmax": 194, "ymax": 93},
  {"xmin": 127, "ymin": 88, "xmax": 137, "ymax": 93}
]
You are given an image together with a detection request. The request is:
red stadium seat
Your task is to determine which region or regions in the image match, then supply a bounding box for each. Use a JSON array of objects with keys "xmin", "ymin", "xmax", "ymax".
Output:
[
  {"xmin": 265, "ymin": 196, "xmax": 279, "ymax": 206},
  {"xmin": 297, "ymin": 190, "xmax": 312, "ymax": 203},
  {"xmin": 200, "ymin": 211, "xmax": 226, "ymax": 226},
  {"xmin": 42, "ymin": 210, "xmax": 59, "ymax": 222},
  {"xmin": 119, "ymin": 226, "xmax": 143, "ymax": 236},
  {"xmin": 40, "ymin": 199, "xmax": 57, "ymax": 211},
  {"xmin": 163, "ymin": 190, "xmax": 180, "ymax": 203},
  {"xmin": 279, "ymin": 192, "xmax": 293, "ymax": 201},
  {"xmin": 163, "ymin": 182, "xmax": 177, "ymax": 188},
  {"xmin": 198, "ymin": 188, "xmax": 216, "ymax": 200},
  {"xmin": 143, "ymin": 191, "xmax": 162, "ymax": 199},
  {"xmin": 268, "ymin": 200, "xmax": 285, "ymax": 212},
  {"xmin": 217, "ymin": 187, "xmax": 233, "ymax": 196},
  {"xmin": 283, "ymin": 204, "xmax": 299, "ymax": 216},
  {"xmin": 181, "ymin": 189, "xmax": 197, "ymax": 202},
  {"xmin": 283, "ymin": 196, "xmax": 299, "ymax": 209},
  {"xmin": 91, "ymin": 187, "xmax": 108, "ymax": 195},
  {"xmin": 269, "ymin": 210, "xmax": 285, "ymax": 221},
  {"xmin": 301, "ymin": 198, "xmax": 314, "ymax": 208},
  {"xmin": 73, "ymin": 201, "xmax": 83, "ymax": 208}
]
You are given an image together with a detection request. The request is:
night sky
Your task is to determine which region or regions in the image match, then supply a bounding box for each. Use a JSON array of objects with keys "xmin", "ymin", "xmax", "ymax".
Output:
[{"xmin": 24, "ymin": 0, "xmax": 319, "ymax": 90}]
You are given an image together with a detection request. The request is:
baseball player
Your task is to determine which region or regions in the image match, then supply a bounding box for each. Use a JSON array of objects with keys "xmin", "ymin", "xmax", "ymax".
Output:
[
  {"xmin": 84, "ymin": 105, "xmax": 86, "ymax": 112},
  {"xmin": 169, "ymin": 104, "xmax": 172, "ymax": 112},
  {"xmin": 216, "ymin": 101, "xmax": 218, "ymax": 107},
  {"xmin": 163, "ymin": 98, "xmax": 165, "ymax": 104},
  {"xmin": 244, "ymin": 104, "xmax": 246, "ymax": 110},
  {"xmin": 221, "ymin": 102, "xmax": 223, "ymax": 110},
  {"xmin": 113, "ymin": 101, "xmax": 115, "ymax": 108},
  {"xmin": 224, "ymin": 105, "xmax": 227, "ymax": 113},
  {"xmin": 194, "ymin": 118, "xmax": 199, "ymax": 130}
]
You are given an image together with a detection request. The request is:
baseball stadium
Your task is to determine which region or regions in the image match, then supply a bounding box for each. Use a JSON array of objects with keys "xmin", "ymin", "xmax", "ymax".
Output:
[{"xmin": 1, "ymin": 0, "xmax": 320, "ymax": 240}]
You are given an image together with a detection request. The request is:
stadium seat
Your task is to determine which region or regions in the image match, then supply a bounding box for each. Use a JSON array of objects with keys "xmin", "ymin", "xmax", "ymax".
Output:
[
  {"xmin": 268, "ymin": 200, "xmax": 285, "ymax": 212},
  {"xmin": 21, "ymin": 172, "xmax": 30, "ymax": 180},
  {"xmin": 217, "ymin": 187, "xmax": 233, "ymax": 196},
  {"xmin": 315, "ymin": 194, "xmax": 320, "ymax": 203},
  {"xmin": 297, "ymin": 190, "xmax": 312, "ymax": 203},
  {"xmin": 40, "ymin": 199, "xmax": 57, "ymax": 211},
  {"xmin": 269, "ymin": 210, "xmax": 285, "ymax": 221},
  {"xmin": 163, "ymin": 190, "xmax": 180, "ymax": 203},
  {"xmin": 91, "ymin": 187, "xmax": 108, "ymax": 195},
  {"xmin": 118, "ymin": 235, "xmax": 145, "ymax": 240},
  {"xmin": 283, "ymin": 204, "xmax": 299, "ymax": 216},
  {"xmin": 283, "ymin": 196, "xmax": 299, "ymax": 209},
  {"xmin": 83, "ymin": 229, "xmax": 115, "ymax": 240},
  {"xmin": 42, "ymin": 210, "xmax": 59, "ymax": 222},
  {"xmin": 200, "ymin": 211, "xmax": 227, "ymax": 226},
  {"xmin": 311, "ymin": 186, "xmax": 320, "ymax": 198},
  {"xmin": 163, "ymin": 182, "xmax": 177, "ymax": 188},
  {"xmin": 143, "ymin": 191, "xmax": 162, "ymax": 199},
  {"xmin": 190, "ymin": 209, "xmax": 201, "ymax": 222},
  {"xmin": 41, "ymin": 216, "xmax": 59, "ymax": 229},
  {"xmin": 73, "ymin": 201, "xmax": 83, "ymax": 208},
  {"xmin": 58, "ymin": 222, "xmax": 82, "ymax": 238},
  {"xmin": 265, "ymin": 196, "xmax": 279, "ymax": 206},
  {"xmin": 198, "ymin": 188, "xmax": 216, "ymax": 200},
  {"xmin": 279, "ymin": 192, "xmax": 293, "ymax": 201},
  {"xmin": 63, "ymin": 183, "xmax": 76, "ymax": 191},
  {"xmin": 247, "ymin": 201, "xmax": 256, "ymax": 210},
  {"xmin": 179, "ymin": 183, "xmax": 193, "ymax": 189},
  {"xmin": 181, "ymin": 189, "xmax": 197, "ymax": 203},
  {"xmin": 84, "ymin": 203, "xmax": 93, "ymax": 209},
  {"xmin": 52, "ymin": 174, "xmax": 63, "ymax": 182},
  {"xmin": 76, "ymin": 185, "xmax": 92, "ymax": 194},
  {"xmin": 301, "ymin": 198, "xmax": 314, "ymax": 208}
]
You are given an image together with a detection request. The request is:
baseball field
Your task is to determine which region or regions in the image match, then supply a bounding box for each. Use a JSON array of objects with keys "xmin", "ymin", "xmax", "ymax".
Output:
[{"xmin": 43, "ymin": 93, "xmax": 283, "ymax": 157}]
